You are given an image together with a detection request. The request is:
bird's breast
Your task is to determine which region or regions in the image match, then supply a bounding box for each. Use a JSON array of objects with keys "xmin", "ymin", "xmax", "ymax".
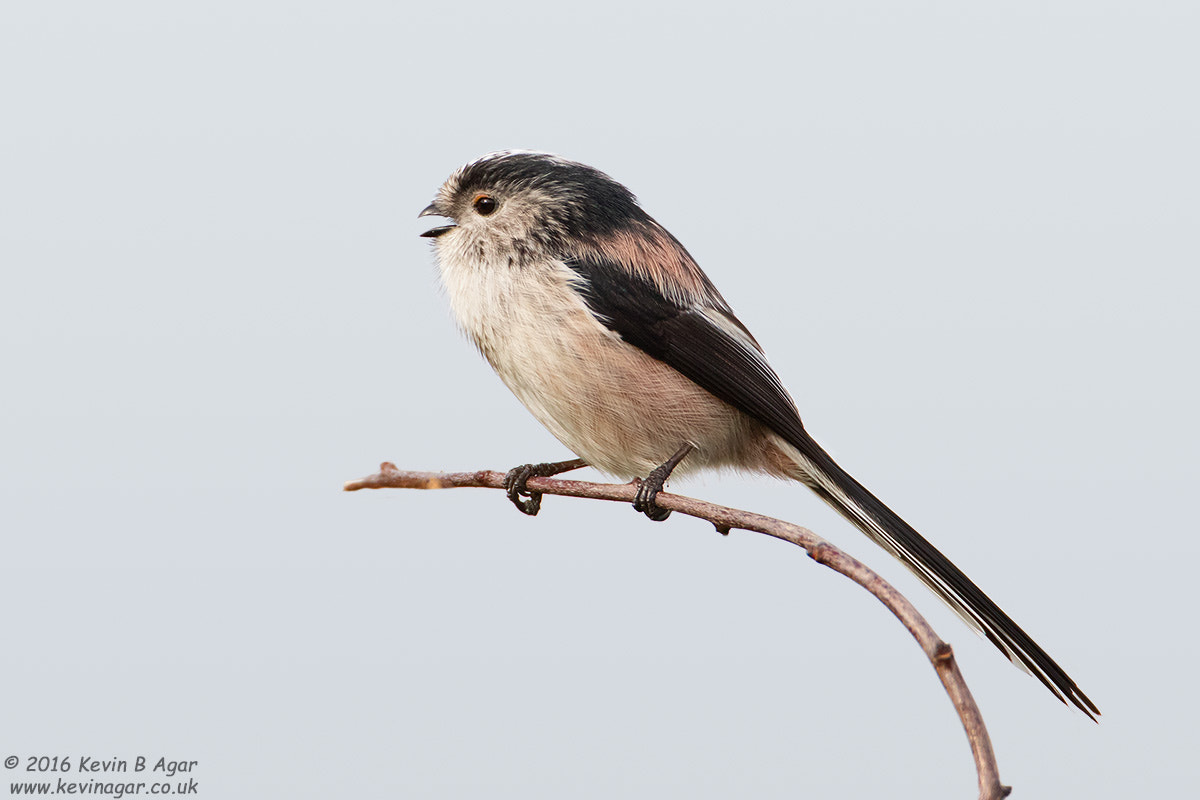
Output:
[{"xmin": 434, "ymin": 246, "xmax": 763, "ymax": 478}]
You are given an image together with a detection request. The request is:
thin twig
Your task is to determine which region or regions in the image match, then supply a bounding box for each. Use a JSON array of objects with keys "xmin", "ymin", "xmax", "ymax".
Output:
[{"xmin": 346, "ymin": 462, "xmax": 1012, "ymax": 800}]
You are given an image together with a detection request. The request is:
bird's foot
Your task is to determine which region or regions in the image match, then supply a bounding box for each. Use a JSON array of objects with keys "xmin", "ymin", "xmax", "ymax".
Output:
[
  {"xmin": 504, "ymin": 464, "xmax": 545, "ymax": 516},
  {"xmin": 503, "ymin": 458, "xmax": 589, "ymax": 517},
  {"xmin": 633, "ymin": 471, "xmax": 673, "ymax": 521},
  {"xmin": 631, "ymin": 443, "xmax": 695, "ymax": 522}
]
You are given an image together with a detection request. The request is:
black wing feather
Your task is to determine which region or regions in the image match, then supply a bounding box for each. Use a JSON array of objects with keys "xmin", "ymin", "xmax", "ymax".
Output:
[
  {"xmin": 565, "ymin": 255, "xmax": 808, "ymax": 444},
  {"xmin": 565, "ymin": 254, "xmax": 1098, "ymax": 719}
]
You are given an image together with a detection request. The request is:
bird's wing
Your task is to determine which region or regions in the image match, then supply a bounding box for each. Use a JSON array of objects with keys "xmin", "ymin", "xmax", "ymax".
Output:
[
  {"xmin": 563, "ymin": 253, "xmax": 809, "ymax": 447},
  {"xmin": 563, "ymin": 251, "xmax": 1099, "ymax": 719}
]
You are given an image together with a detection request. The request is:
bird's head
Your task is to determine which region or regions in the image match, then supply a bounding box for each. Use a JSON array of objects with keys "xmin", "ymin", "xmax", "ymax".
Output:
[{"xmin": 419, "ymin": 150, "xmax": 651, "ymax": 263}]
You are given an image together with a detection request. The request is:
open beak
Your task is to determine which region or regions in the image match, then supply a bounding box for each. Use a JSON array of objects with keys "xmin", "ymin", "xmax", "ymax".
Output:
[{"xmin": 419, "ymin": 202, "xmax": 456, "ymax": 238}]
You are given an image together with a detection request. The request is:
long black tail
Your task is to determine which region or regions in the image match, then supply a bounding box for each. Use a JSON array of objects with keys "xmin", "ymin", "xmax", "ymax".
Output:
[{"xmin": 782, "ymin": 431, "xmax": 1099, "ymax": 719}]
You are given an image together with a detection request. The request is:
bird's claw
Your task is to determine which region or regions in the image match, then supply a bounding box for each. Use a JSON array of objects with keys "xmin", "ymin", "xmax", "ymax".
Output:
[
  {"xmin": 633, "ymin": 473, "xmax": 672, "ymax": 521},
  {"xmin": 501, "ymin": 458, "xmax": 589, "ymax": 517},
  {"xmin": 504, "ymin": 464, "xmax": 543, "ymax": 516}
]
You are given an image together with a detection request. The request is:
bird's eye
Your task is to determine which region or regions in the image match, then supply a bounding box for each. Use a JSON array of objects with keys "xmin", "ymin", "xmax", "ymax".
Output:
[{"xmin": 472, "ymin": 194, "xmax": 498, "ymax": 216}]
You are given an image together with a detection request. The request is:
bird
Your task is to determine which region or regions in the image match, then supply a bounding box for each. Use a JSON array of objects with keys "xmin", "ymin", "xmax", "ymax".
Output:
[{"xmin": 418, "ymin": 149, "xmax": 1098, "ymax": 719}]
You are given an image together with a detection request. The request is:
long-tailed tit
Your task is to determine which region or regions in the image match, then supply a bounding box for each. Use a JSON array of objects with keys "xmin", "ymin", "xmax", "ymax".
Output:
[{"xmin": 419, "ymin": 150, "xmax": 1097, "ymax": 718}]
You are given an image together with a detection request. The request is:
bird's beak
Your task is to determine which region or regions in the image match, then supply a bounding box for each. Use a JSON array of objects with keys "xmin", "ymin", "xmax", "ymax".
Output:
[{"xmin": 419, "ymin": 201, "xmax": 456, "ymax": 238}]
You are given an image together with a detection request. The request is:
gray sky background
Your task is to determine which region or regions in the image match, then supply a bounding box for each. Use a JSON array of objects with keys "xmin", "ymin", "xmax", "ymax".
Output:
[{"xmin": 2, "ymin": 2, "xmax": 1197, "ymax": 797}]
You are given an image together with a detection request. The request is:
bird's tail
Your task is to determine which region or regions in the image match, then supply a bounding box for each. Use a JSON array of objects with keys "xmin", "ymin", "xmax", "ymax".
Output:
[{"xmin": 775, "ymin": 433, "xmax": 1099, "ymax": 719}]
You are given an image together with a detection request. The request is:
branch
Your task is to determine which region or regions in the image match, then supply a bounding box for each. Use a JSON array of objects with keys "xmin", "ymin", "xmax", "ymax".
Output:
[{"xmin": 346, "ymin": 462, "xmax": 1011, "ymax": 800}]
